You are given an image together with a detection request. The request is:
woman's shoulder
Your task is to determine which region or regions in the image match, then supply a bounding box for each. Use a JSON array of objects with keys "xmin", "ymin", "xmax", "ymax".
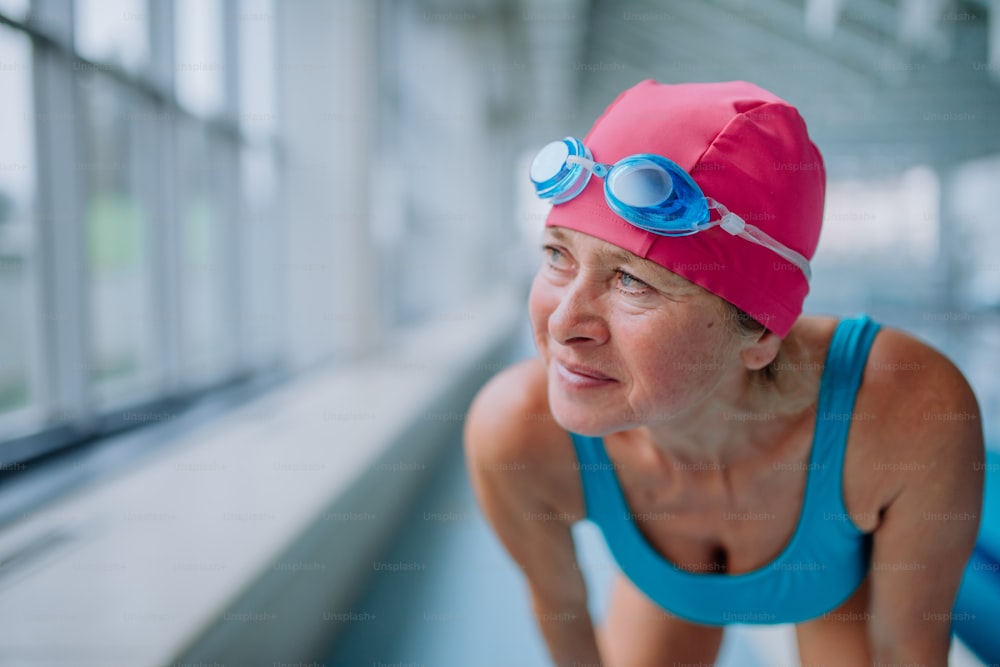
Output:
[
  {"xmin": 464, "ymin": 357, "xmax": 574, "ymax": 466},
  {"xmin": 796, "ymin": 313, "xmax": 979, "ymax": 418},
  {"xmin": 850, "ymin": 319, "xmax": 983, "ymax": 503},
  {"xmin": 463, "ymin": 358, "xmax": 583, "ymax": 514},
  {"xmin": 862, "ymin": 321, "xmax": 979, "ymax": 423}
]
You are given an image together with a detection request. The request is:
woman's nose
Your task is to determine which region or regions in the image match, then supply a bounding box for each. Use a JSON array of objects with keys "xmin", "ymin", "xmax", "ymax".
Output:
[{"xmin": 547, "ymin": 277, "xmax": 610, "ymax": 346}]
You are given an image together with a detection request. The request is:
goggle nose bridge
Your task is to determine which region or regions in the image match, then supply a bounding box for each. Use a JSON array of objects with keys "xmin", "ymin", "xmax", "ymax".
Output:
[{"xmin": 565, "ymin": 154, "xmax": 610, "ymax": 179}]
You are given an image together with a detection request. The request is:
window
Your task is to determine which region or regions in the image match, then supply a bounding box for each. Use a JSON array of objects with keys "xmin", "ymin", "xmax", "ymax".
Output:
[
  {"xmin": 0, "ymin": 0, "xmax": 29, "ymax": 21},
  {"xmin": 238, "ymin": 0, "xmax": 276, "ymax": 137},
  {"xmin": 236, "ymin": 0, "xmax": 281, "ymax": 368},
  {"xmin": 177, "ymin": 120, "xmax": 234, "ymax": 384},
  {"xmin": 74, "ymin": 0, "xmax": 149, "ymax": 73},
  {"xmin": 0, "ymin": 24, "xmax": 41, "ymax": 430},
  {"xmin": 949, "ymin": 155, "xmax": 1000, "ymax": 310},
  {"xmin": 174, "ymin": 0, "xmax": 225, "ymax": 117},
  {"xmin": 240, "ymin": 146, "xmax": 282, "ymax": 367},
  {"xmin": 77, "ymin": 70, "xmax": 159, "ymax": 406},
  {"xmin": 0, "ymin": 0, "xmax": 285, "ymax": 463},
  {"xmin": 817, "ymin": 166, "xmax": 939, "ymax": 267}
]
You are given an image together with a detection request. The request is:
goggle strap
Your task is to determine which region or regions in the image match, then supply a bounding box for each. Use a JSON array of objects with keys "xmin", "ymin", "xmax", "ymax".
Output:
[
  {"xmin": 709, "ymin": 200, "xmax": 812, "ymax": 281},
  {"xmin": 739, "ymin": 224, "xmax": 812, "ymax": 281}
]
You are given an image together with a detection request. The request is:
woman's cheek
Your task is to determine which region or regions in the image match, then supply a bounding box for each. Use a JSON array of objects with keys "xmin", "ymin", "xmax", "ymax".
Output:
[
  {"xmin": 624, "ymin": 314, "xmax": 727, "ymax": 397},
  {"xmin": 527, "ymin": 273, "xmax": 555, "ymax": 355}
]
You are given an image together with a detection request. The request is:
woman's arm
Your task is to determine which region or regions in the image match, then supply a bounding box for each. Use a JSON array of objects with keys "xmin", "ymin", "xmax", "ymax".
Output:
[
  {"xmin": 464, "ymin": 360, "xmax": 607, "ymax": 666},
  {"xmin": 866, "ymin": 345, "xmax": 985, "ymax": 665}
]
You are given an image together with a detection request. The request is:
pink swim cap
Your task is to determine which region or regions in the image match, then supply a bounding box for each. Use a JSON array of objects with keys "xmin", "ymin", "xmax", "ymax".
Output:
[{"xmin": 545, "ymin": 79, "xmax": 825, "ymax": 338}]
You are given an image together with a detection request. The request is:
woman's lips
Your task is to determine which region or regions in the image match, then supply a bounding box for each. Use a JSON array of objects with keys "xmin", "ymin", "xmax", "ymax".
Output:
[{"xmin": 554, "ymin": 360, "xmax": 618, "ymax": 388}]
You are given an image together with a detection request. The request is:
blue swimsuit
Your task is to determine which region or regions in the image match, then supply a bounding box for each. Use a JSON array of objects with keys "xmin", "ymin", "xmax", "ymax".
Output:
[{"xmin": 570, "ymin": 314, "xmax": 882, "ymax": 625}]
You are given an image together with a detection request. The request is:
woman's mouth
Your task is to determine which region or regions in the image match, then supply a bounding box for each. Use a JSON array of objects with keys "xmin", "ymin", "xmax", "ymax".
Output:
[{"xmin": 553, "ymin": 360, "xmax": 618, "ymax": 389}]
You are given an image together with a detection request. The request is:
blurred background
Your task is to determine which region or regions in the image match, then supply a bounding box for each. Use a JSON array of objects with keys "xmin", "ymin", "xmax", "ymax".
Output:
[{"xmin": 0, "ymin": 0, "xmax": 998, "ymax": 666}]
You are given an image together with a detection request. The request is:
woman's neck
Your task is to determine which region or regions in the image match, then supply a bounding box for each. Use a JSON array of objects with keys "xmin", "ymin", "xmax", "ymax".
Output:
[{"xmin": 635, "ymin": 327, "xmax": 823, "ymax": 468}]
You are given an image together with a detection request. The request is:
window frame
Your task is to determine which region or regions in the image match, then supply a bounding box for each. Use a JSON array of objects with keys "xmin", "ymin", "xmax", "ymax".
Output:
[{"xmin": 0, "ymin": 0, "xmax": 285, "ymax": 470}]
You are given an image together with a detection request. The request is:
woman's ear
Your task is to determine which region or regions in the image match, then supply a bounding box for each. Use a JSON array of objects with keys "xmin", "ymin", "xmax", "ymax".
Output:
[{"xmin": 739, "ymin": 329, "xmax": 781, "ymax": 371}]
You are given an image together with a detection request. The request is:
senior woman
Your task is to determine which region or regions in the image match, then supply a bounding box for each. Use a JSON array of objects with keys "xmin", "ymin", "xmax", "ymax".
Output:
[{"xmin": 464, "ymin": 80, "xmax": 984, "ymax": 667}]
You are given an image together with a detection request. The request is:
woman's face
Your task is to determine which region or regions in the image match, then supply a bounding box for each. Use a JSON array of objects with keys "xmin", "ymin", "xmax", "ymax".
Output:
[{"xmin": 529, "ymin": 226, "xmax": 743, "ymax": 437}]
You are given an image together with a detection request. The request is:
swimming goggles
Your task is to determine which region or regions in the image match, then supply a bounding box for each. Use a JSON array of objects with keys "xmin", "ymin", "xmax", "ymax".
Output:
[{"xmin": 529, "ymin": 137, "xmax": 812, "ymax": 280}]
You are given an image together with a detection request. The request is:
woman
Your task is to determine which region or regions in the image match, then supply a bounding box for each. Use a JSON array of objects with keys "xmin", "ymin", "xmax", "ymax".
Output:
[{"xmin": 464, "ymin": 80, "xmax": 984, "ymax": 666}]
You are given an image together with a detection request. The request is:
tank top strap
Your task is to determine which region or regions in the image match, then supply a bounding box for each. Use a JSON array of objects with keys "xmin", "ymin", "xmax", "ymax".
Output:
[
  {"xmin": 807, "ymin": 314, "xmax": 882, "ymax": 518},
  {"xmin": 570, "ymin": 432, "xmax": 624, "ymax": 523},
  {"xmin": 820, "ymin": 314, "xmax": 882, "ymax": 404}
]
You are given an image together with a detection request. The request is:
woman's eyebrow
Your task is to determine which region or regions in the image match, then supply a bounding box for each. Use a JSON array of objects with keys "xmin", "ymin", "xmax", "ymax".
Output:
[
  {"xmin": 544, "ymin": 227, "xmax": 570, "ymax": 244},
  {"xmin": 544, "ymin": 229, "xmax": 635, "ymax": 264},
  {"xmin": 594, "ymin": 246, "xmax": 639, "ymax": 267}
]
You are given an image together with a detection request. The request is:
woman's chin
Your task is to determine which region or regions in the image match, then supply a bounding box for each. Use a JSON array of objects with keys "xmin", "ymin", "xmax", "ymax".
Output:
[{"xmin": 548, "ymin": 400, "xmax": 623, "ymax": 437}]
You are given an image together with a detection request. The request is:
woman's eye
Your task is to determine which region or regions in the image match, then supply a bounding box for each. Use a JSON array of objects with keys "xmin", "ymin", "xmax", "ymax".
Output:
[
  {"xmin": 616, "ymin": 270, "xmax": 650, "ymax": 294},
  {"xmin": 543, "ymin": 245, "xmax": 567, "ymax": 267}
]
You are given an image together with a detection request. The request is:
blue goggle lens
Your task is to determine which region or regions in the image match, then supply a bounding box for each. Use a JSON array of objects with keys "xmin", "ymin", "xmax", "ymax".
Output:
[
  {"xmin": 530, "ymin": 138, "xmax": 593, "ymax": 205},
  {"xmin": 604, "ymin": 154, "xmax": 710, "ymax": 236},
  {"xmin": 606, "ymin": 161, "xmax": 674, "ymax": 207}
]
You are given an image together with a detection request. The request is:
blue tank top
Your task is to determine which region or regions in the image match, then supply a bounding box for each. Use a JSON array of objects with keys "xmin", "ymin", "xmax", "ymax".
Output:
[{"xmin": 571, "ymin": 314, "xmax": 881, "ymax": 625}]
